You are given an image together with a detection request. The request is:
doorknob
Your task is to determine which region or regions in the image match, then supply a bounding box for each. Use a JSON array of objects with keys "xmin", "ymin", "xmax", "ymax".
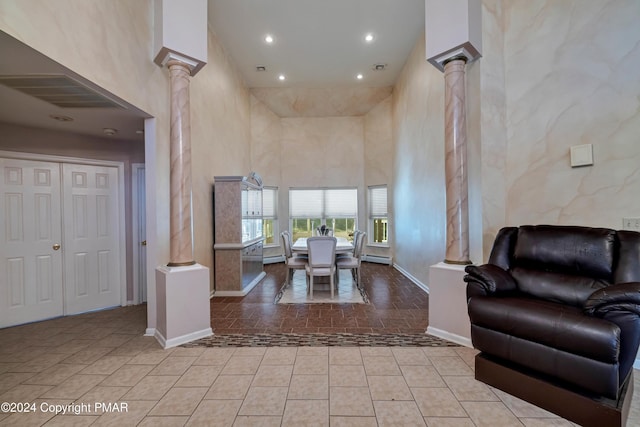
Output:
[
  {"xmin": 141, "ymin": 240, "xmax": 147, "ymax": 246},
  {"xmin": 53, "ymin": 243, "xmax": 61, "ymax": 250}
]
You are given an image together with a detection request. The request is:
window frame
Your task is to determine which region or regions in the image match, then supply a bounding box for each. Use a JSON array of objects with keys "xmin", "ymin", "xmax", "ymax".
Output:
[
  {"xmin": 368, "ymin": 184, "xmax": 389, "ymax": 247},
  {"xmin": 289, "ymin": 187, "xmax": 358, "ymax": 241},
  {"xmin": 262, "ymin": 186, "xmax": 279, "ymax": 248}
]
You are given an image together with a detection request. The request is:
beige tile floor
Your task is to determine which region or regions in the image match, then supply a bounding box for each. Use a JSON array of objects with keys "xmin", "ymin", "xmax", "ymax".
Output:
[{"xmin": 1, "ymin": 305, "xmax": 639, "ymax": 426}]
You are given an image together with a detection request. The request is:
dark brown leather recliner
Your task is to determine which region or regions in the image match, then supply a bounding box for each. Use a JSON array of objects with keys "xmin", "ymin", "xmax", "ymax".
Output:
[{"xmin": 465, "ymin": 225, "xmax": 640, "ymax": 427}]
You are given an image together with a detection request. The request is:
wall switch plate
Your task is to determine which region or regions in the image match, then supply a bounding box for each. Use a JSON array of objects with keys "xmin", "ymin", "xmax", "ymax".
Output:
[
  {"xmin": 622, "ymin": 218, "xmax": 640, "ymax": 231},
  {"xmin": 570, "ymin": 144, "xmax": 593, "ymax": 167}
]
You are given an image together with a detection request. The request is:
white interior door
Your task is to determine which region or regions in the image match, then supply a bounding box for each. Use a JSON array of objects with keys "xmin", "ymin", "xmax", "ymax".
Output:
[
  {"xmin": 62, "ymin": 163, "xmax": 121, "ymax": 315},
  {"xmin": 0, "ymin": 158, "xmax": 64, "ymax": 327}
]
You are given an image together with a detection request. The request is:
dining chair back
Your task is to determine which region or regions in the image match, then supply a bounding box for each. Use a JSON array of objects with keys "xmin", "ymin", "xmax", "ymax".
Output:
[
  {"xmin": 281, "ymin": 231, "xmax": 293, "ymax": 258},
  {"xmin": 281, "ymin": 231, "xmax": 306, "ymax": 286},
  {"xmin": 336, "ymin": 231, "xmax": 366, "ymax": 288},
  {"xmin": 283, "ymin": 230, "xmax": 307, "ymax": 260},
  {"xmin": 338, "ymin": 230, "xmax": 360, "ymax": 259},
  {"xmin": 354, "ymin": 231, "xmax": 366, "ymax": 258},
  {"xmin": 306, "ymin": 236, "xmax": 337, "ymax": 299}
]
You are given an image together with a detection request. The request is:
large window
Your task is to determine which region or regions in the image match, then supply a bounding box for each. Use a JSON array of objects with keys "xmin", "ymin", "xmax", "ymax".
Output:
[
  {"xmin": 289, "ymin": 188, "xmax": 357, "ymax": 241},
  {"xmin": 369, "ymin": 185, "xmax": 388, "ymax": 245},
  {"xmin": 262, "ymin": 187, "xmax": 278, "ymax": 246}
]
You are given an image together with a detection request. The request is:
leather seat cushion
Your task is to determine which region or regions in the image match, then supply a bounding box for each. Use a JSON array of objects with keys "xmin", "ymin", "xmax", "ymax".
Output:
[{"xmin": 468, "ymin": 296, "xmax": 621, "ymax": 363}]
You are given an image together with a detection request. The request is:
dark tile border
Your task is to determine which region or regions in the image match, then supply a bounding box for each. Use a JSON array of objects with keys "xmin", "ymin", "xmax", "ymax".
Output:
[{"xmin": 181, "ymin": 332, "xmax": 459, "ymax": 348}]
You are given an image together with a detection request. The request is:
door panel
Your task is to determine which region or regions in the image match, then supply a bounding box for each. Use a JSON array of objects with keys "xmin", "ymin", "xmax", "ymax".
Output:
[
  {"xmin": 0, "ymin": 159, "xmax": 63, "ymax": 327},
  {"xmin": 63, "ymin": 164, "xmax": 120, "ymax": 315}
]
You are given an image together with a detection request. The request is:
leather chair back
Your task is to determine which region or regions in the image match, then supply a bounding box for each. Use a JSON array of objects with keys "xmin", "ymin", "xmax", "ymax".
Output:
[{"xmin": 488, "ymin": 225, "xmax": 640, "ymax": 307}]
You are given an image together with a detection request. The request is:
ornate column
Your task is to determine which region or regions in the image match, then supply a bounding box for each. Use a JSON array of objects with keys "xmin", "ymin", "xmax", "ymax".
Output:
[
  {"xmin": 167, "ymin": 60, "xmax": 195, "ymax": 267},
  {"xmin": 443, "ymin": 57, "xmax": 471, "ymax": 265},
  {"xmin": 151, "ymin": 0, "xmax": 211, "ymax": 349}
]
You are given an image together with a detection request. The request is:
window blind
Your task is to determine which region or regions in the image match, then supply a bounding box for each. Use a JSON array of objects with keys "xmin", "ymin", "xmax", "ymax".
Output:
[
  {"xmin": 290, "ymin": 189, "xmax": 323, "ymax": 217},
  {"xmin": 325, "ymin": 188, "xmax": 358, "ymax": 217},
  {"xmin": 289, "ymin": 188, "xmax": 357, "ymax": 218},
  {"xmin": 369, "ymin": 186, "xmax": 387, "ymax": 217},
  {"xmin": 263, "ymin": 187, "xmax": 277, "ymax": 218}
]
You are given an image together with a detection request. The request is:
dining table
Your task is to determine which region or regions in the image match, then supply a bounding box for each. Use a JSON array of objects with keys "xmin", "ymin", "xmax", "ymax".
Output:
[{"xmin": 291, "ymin": 236, "xmax": 354, "ymax": 254}]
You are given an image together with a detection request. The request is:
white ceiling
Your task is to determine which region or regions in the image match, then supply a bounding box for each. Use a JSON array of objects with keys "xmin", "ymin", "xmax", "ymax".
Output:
[
  {"xmin": 208, "ymin": 0, "xmax": 425, "ymax": 88},
  {"xmin": 0, "ymin": 0, "xmax": 425, "ymax": 140}
]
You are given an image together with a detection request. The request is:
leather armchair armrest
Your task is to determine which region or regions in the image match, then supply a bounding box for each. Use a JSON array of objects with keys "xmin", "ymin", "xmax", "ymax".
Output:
[
  {"xmin": 464, "ymin": 264, "xmax": 517, "ymax": 295},
  {"xmin": 584, "ymin": 282, "xmax": 640, "ymax": 316}
]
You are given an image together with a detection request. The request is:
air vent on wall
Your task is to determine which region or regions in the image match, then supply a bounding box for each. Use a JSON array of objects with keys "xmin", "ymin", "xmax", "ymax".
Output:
[{"xmin": 0, "ymin": 74, "xmax": 126, "ymax": 109}]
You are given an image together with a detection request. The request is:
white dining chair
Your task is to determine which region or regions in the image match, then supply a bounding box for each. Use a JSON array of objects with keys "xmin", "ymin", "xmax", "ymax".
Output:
[
  {"xmin": 337, "ymin": 229, "xmax": 360, "ymax": 259},
  {"xmin": 336, "ymin": 231, "xmax": 366, "ymax": 289},
  {"xmin": 306, "ymin": 236, "xmax": 337, "ymax": 300},
  {"xmin": 282, "ymin": 230, "xmax": 307, "ymax": 259},
  {"xmin": 281, "ymin": 232, "xmax": 307, "ymax": 286}
]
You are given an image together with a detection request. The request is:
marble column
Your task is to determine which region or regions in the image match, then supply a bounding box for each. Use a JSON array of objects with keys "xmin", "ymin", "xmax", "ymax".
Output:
[
  {"xmin": 167, "ymin": 60, "xmax": 195, "ymax": 266},
  {"xmin": 443, "ymin": 57, "xmax": 471, "ymax": 265}
]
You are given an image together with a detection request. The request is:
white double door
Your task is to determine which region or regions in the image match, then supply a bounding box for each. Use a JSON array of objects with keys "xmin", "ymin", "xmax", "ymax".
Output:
[{"xmin": 0, "ymin": 158, "xmax": 121, "ymax": 328}]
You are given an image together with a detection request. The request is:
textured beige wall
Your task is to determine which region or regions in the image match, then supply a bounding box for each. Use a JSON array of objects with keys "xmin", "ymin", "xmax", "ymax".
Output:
[
  {"xmin": 364, "ymin": 96, "xmax": 394, "ymax": 259},
  {"xmin": 250, "ymin": 94, "xmax": 394, "ymax": 260},
  {"xmin": 501, "ymin": 0, "xmax": 640, "ymax": 231},
  {"xmin": 191, "ymin": 29, "xmax": 251, "ymax": 287},
  {"xmin": 279, "ymin": 116, "xmax": 365, "ymax": 232},
  {"xmin": 392, "ymin": 34, "xmax": 447, "ymax": 285}
]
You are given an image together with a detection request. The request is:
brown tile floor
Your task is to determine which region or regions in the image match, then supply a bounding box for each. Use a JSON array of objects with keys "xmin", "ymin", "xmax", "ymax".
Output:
[{"xmin": 210, "ymin": 262, "xmax": 430, "ymax": 335}]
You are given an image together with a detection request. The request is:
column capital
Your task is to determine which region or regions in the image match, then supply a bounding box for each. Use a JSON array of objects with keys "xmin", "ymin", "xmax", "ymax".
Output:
[
  {"xmin": 442, "ymin": 55, "xmax": 468, "ymax": 68},
  {"xmin": 158, "ymin": 51, "xmax": 204, "ymax": 76},
  {"xmin": 430, "ymin": 46, "xmax": 476, "ymax": 72}
]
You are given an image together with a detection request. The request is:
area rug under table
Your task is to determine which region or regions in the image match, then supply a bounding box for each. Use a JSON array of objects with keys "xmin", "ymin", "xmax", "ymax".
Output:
[{"xmin": 275, "ymin": 270, "xmax": 369, "ymax": 304}]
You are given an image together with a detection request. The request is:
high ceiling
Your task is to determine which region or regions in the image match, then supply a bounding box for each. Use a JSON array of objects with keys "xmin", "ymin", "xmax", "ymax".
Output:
[
  {"xmin": 0, "ymin": 0, "xmax": 425, "ymax": 140},
  {"xmin": 208, "ymin": 0, "xmax": 425, "ymax": 88}
]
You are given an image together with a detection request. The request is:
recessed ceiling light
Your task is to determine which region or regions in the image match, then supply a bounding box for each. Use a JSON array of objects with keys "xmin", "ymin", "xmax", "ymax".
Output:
[
  {"xmin": 135, "ymin": 130, "xmax": 144, "ymax": 134},
  {"xmin": 365, "ymin": 33, "xmax": 375, "ymax": 43},
  {"xmin": 373, "ymin": 64, "xmax": 387, "ymax": 71},
  {"xmin": 278, "ymin": 74, "xmax": 286, "ymax": 81},
  {"xmin": 356, "ymin": 73, "xmax": 364, "ymax": 80},
  {"xmin": 103, "ymin": 128, "xmax": 118, "ymax": 136},
  {"xmin": 256, "ymin": 66, "xmax": 267, "ymax": 72},
  {"xmin": 264, "ymin": 34, "xmax": 274, "ymax": 44}
]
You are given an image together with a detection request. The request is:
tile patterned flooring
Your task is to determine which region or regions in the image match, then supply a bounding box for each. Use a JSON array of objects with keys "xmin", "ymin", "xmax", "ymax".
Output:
[
  {"xmin": 0, "ymin": 263, "xmax": 639, "ymax": 426},
  {"xmin": 210, "ymin": 263, "xmax": 430, "ymax": 335}
]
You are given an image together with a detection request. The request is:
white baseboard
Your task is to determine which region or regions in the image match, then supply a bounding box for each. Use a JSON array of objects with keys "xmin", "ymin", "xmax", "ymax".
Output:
[
  {"xmin": 154, "ymin": 327, "xmax": 213, "ymax": 349},
  {"xmin": 264, "ymin": 255, "xmax": 285, "ymax": 264},
  {"xmin": 144, "ymin": 328, "xmax": 156, "ymax": 337},
  {"xmin": 393, "ymin": 263, "xmax": 429, "ymax": 293},
  {"xmin": 212, "ymin": 271, "xmax": 266, "ymax": 297},
  {"xmin": 426, "ymin": 326, "xmax": 472, "ymax": 348},
  {"xmin": 362, "ymin": 255, "xmax": 393, "ymax": 265}
]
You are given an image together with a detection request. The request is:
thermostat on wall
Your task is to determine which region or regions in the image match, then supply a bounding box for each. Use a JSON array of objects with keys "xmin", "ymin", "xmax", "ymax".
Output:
[{"xmin": 570, "ymin": 144, "xmax": 593, "ymax": 167}]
